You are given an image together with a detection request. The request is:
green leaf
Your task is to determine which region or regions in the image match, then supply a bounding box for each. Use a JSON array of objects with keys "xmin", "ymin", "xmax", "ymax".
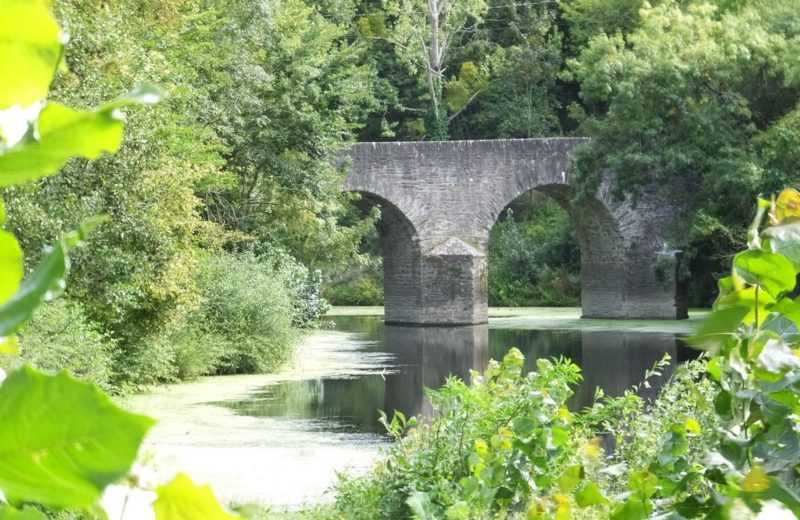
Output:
[
  {"xmin": 0, "ymin": 0, "xmax": 61, "ymax": 109},
  {"xmin": 512, "ymin": 416, "xmax": 537, "ymax": 438},
  {"xmin": 716, "ymin": 287, "xmax": 775, "ymax": 326},
  {"xmin": 707, "ymin": 356, "xmax": 723, "ymax": 382},
  {"xmin": 764, "ymin": 219, "xmax": 800, "ymax": 265},
  {"xmin": 0, "ymin": 366, "xmax": 154, "ymax": 508},
  {"xmin": 610, "ymin": 499, "xmax": 648, "ymax": 520},
  {"xmin": 444, "ymin": 501, "xmax": 469, "ymax": 520},
  {"xmin": 770, "ymin": 298, "xmax": 800, "ymax": 325},
  {"xmin": 0, "ymin": 506, "xmax": 47, "ymax": 520},
  {"xmin": 757, "ymin": 339, "xmax": 800, "ymax": 374},
  {"xmin": 657, "ymin": 427, "xmax": 688, "ymax": 466},
  {"xmin": 685, "ymin": 306, "xmax": 749, "ymax": 353},
  {"xmin": 558, "ymin": 465, "xmax": 584, "ymax": 493},
  {"xmin": 0, "ymin": 231, "xmax": 23, "ymax": 305},
  {"xmin": 0, "ymin": 218, "xmax": 105, "ymax": 336},
  {"xmin": 762, "ymin": 314, "xmax": 800, "ymax": 343},
  {"xmin": 405, "ymin": 491, "xmax": 440, "ymax": 520},
  {"xmin": 153, "ymin": 473, "xmax": 240, "ymax": 520},
  {"xmin": 574, "ymin": 481, "xmax": 608, "ymax": 507},
  {"xmin": 628, "ymin": 469, "xmax": 658, "ymax": 499},
  {"xmin": 0, "ymin": 103, "xmax": 120, "ymax": 186},
  {"xmin": 0, "ymin": 87, "xmax": 163, "ymax": 187},
  {"xmin": 733, "ymin": 249, "xmax": 797, "ymax": 297}
]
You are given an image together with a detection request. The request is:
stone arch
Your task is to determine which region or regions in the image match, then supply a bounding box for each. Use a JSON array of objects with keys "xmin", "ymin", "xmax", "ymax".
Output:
[
  {"xmin": 346, "ymin": 190, "xmax": 424, "ymax": 324},
  {"xmin": 488, "ymin": 183, "xmax": 627, "ymax": 316}
]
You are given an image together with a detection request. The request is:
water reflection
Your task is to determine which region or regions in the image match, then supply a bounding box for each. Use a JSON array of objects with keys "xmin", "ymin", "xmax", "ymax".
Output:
[
  {"xmin": 383, "ymin": 324, "xmax": 489, "ymax": 420},
  {"xmin": 219, "ymin": 375, "xmax": 389, "ymax": 433},
  {"xmin": 217, "ymin": 317, "xmax": 693, "ymax": 435}
]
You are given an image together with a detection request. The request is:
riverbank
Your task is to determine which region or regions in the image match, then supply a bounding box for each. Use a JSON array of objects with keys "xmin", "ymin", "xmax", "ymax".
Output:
[
  {"xmin": 124, "ymin": 306, "xmax": 707, "ymax": 511},
  {"xmin": 125, "ymin": 329, "xmax": 393, "ymax": 509}
]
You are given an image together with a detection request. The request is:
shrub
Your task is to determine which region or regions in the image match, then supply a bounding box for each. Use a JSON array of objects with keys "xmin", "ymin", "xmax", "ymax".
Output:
[
  {"xmin": 7, "ymin": 300, "xmax": 115, "ymax": 392},
  {"xmin": 193, "ymin": 252, "xmax": 300, "ymax": 374},
  {"xmin": 488, "ymin": 197, "xmax": 581, "ymax": 307},
  {"xmin": 332, "ymin": 349, "xmax": 585, "ymax": 519},
  {"xmin": 158, "ymin": 317, "xmax": 227, "ymax": 381},
  {"xmin": 324, "ymin": 275, "xmax": 385, "ymax": 306},
  {"xmin": 262, "ymin": 249, "xmax": 331, "ymax": 328}
]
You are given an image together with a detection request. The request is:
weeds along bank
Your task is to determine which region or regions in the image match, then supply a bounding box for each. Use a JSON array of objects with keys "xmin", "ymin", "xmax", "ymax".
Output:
[{"xmin": 4, "ymin": 252, "xmax": 325, "ymax": 391}]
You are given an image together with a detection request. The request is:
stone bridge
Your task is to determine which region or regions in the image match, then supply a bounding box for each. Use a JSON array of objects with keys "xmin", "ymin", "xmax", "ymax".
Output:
[{"xmin": 343, "ymin": 138, "xmax": 687, "ymax": 325}]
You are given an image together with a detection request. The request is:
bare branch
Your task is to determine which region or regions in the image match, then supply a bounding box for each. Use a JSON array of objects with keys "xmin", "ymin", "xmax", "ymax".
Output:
[{"xmin": 447, "ymin": 89, "xmax": 484, "ymax": 122}]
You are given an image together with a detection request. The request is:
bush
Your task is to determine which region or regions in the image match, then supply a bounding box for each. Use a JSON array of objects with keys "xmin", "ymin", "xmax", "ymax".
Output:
[
  {"xmin": 105, "ymin": 251, "xmax": 311, "ymax": 386},
  {"xmin": 332, "ymin": 349, "xmax": 585, "ymax": 519},
  {"xmin": 324, "ymin": 275, "xmax": 384, "ymax": 306},
  {"xmin": 192, "ymin": 252, "xmax": 300, "ymax": 374},
  {"xmin": 262, "ymin": 249, "xmax": 331, "ymax": 328},
  {"xmin": 8, "ymin": 300, "xmax": 115, "ymax": 392},
  {"xmin": 329, "ymin": 350, "xmax": 717, "ymax": 520}
]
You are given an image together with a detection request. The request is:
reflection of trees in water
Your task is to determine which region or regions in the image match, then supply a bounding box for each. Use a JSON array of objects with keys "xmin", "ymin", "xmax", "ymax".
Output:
[
  {"xmin": 384, "ymin": 326, "xmax": 687, "ymax": 422},
  {"xmin": 573, "ymin": 332, "xmax": 683, "ymax": 409},
  {"xmin": 491, "ymin": 328, "xmax": 684, "ymax": 409},
  {"xmin": 327, "ymin": 315, "xmax": 386, "ymax": 337},
  {"xmin": 219, "ymin": 376, "xmax": 388, "ymax": 433},
  {"xmin": 490, "ymin": 329, "xmax": 583, "ymax": 373}
]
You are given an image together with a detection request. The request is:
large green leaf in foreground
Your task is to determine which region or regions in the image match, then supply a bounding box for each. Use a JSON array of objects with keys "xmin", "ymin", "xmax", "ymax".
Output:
[
  {"xmin": 153, "ymin": 473, "xmax": 241, "ymax": 520},
  {"xmin": 0, "ymin": 0, "xmax": 61, "ymax": 109},
  {"xmin": 0, "ymin": 86, "xmax": 164, "ymax": 187},
  {"xmin": 0, "ymin": 230, "xmax": 23, "ymax": 306},
  {"xmin": 0, "ymin": 366, "xmax": 155, "ymax": 508}
]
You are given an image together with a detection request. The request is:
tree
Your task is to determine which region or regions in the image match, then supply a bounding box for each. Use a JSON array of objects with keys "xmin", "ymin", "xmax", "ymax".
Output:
[
  {"xmin": 197, "ymin": 0, "xmax": 379, "ymax": 270},
  {"xmin": 380, "ymin": 0, "xmax": 488, "ymax": 139},
  {"xmin": 565, "ymin": 0, "xmax": 800, "ymax": 304}
]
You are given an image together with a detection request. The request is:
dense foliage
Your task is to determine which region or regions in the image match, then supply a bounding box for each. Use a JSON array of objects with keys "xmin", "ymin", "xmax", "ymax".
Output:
[
  {"xmin": 3, "ymin": 0, "xmax": 374, "ymax": 387},
  {"xmin": 338, "ymin": 0, "xmax": 800, "ymax": 307},
  {"xmin": 6, "ymin": 0, "xmax": 800, "ymax": 518},
  {"xmin": 489, "ymin": 194, "xmax": 580, "ymax": 307}
]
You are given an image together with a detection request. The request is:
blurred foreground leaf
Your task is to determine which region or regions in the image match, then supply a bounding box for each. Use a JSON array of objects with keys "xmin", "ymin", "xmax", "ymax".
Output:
[
  {"xmin": 0, "ymin": 366, "xmax": 154, "ymax": 508},
  {"xmin": 153, "ymin": 473, "xmax": 241, "ymax": 520}
]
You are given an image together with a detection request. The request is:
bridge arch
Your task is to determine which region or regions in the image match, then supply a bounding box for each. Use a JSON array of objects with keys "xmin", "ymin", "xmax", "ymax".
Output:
[
  {"xmin": 348, "ymin": 191, "xmax": 425, "ymax": 324},
  {"xmin": 344, "ymin": 139, "xmax": 687, "ymax": 325},
  {"xmin": 489, "ymin": 183, "xmax": 627, "ymax": 315}
]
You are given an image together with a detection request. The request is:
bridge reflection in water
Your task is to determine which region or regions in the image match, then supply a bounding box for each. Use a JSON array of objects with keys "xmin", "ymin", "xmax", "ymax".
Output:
[
  {"xmin": 217, "ymin": 317, "xmax": 693, "ymax": 436},
  {"xmin": 384, "ymin": 325, "xmax": 690, "ymax": 421}
]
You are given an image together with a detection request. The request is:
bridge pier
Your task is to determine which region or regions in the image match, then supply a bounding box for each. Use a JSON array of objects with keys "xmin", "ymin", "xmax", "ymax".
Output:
[{"xmin": 388, "ymin": 239, "xmax": 488, "ymax": 325}]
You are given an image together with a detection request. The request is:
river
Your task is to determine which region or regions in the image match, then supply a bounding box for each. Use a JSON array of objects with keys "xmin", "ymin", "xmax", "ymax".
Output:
[{"xmin": 125, "ymin": 307, "xmax": 705, "ymax": 510}]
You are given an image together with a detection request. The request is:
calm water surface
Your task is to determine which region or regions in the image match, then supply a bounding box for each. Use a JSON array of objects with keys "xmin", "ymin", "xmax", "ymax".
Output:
[
  {"xmin": 218, "ymin": 315, "xmax": 694, "ymax": 434},
  {"xmin": 128, "ymin": 309, "xmax": 700, "ymax": 508}
]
